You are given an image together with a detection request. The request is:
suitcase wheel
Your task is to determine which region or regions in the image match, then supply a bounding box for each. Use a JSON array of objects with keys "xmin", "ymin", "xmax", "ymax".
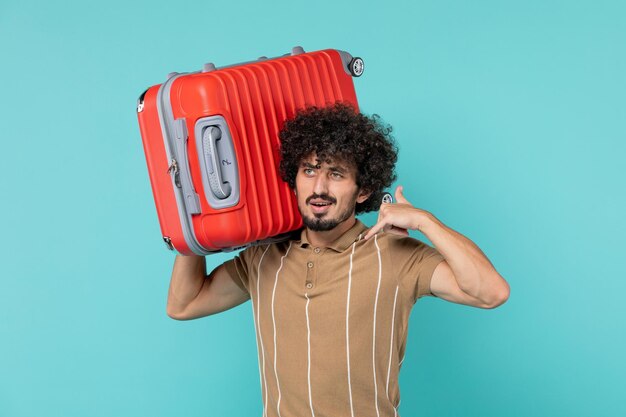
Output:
[
  {"xmin": 381, "ymin": 192, "xmax": 393, "ymax": 204},
  {"xmin": 349, "ymin": 57, "xmax": 364, "ymax": 77}
]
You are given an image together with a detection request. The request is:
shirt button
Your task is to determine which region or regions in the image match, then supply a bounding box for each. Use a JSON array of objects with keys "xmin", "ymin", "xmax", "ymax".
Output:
[
  {"xmin": 307, "ymin": 262, "xmax": 314, "ymax": 268},
  {"xmin": 314, "ymin": 247, "xmax": 321, "ymax": 254},
  {"xmin": 306, "ymin": 282, "xmax": 313, "ymax": 289}
]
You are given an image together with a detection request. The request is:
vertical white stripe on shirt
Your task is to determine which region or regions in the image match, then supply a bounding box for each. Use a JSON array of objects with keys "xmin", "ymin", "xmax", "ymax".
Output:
[
  {"xmin": 386, "ymin": 285, "xmax": 399, "ymax": 398},
  {"xmin": 346, "ymin": 241, "xmax": 358, "ymax": 417},
  {"xmin": 271, "ymin": 242, "xmax": 292, "ymax": 417},
  {"xmin": 253, "ymin": 245, "xmax": 271, "ymax": 417},
  {"xmin": 372, "ymin": 234, "xmax": 382, "ymax": 417},
  {"xmin": 304, "ymin": 292, "xmax": 316, "ymax": 417}
]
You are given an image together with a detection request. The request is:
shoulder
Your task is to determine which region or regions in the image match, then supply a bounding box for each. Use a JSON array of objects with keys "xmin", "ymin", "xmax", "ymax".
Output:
[
  {"xmin": 240, "ymin": 228, "xmax": 301, "ymax": 258},
  {"xmin": 250, "ymin": 238, "xmax": 295, "ymax": 262},
  {"xmin": 350, "ymin": 232, "xmax": 426, "ymax": 263},
  {"xmin": 370, "ymin": 232, "xmax": 441, "ymax": 265},
  {"xmin": 372, "ymin": 231, "xmax": 430, "ymax": 252}
]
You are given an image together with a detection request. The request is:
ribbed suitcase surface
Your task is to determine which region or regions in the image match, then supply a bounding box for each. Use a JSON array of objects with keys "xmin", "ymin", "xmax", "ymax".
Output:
[{"xmin": 137, "ymin": 48, "xmax": 362, "ymax": 255}]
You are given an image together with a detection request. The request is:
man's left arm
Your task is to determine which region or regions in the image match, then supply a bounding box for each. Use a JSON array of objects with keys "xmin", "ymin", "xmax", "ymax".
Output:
[{"xmin": 364, "ymin": 186, "xmax": 510, "ymax": 309}]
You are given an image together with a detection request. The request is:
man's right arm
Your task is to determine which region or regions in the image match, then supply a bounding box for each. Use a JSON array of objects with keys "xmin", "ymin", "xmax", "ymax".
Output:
[{"xmin": 166, "ymin": 255, "xmax": 250, "ymax": 320}]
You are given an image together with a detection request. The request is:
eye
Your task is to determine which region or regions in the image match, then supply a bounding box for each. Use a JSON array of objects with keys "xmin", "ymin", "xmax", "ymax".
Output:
[
  {"xmin": 331, "ymin": 171, "xmax": 343, "ymax": 179},
  {"xmin": 303, "ymin": 168, "xmax": 315, "ymax": 176}
]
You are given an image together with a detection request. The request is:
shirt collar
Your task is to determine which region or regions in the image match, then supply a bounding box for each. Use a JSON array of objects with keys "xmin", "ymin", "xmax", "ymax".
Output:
[{"xmin": 296, "ymin": 219, "xmax": 369, "ymax": 252}]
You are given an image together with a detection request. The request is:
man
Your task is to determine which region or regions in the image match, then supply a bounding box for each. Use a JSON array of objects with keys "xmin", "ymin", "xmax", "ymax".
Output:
[{"xmin": 166, "ymin": 103, "xmax": 510, "ymax": 417}]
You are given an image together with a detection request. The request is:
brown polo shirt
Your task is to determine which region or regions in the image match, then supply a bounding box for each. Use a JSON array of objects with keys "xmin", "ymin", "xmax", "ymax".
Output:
[{"xmin": 223, "ymin": 219, "xmax": 444, "ymax": 417}]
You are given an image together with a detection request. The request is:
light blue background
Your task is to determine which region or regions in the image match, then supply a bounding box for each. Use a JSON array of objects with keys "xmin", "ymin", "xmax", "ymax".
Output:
[{"xmin": 1, "ymin": 0, "xmax": 624, "ymax": 416}]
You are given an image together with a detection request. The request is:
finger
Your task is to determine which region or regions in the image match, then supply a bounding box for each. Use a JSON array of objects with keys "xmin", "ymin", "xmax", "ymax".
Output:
[
  {"xmin": 364, "ymin": 220, "xmax": 387, "ymax": 240},
  {"xmin": 395, "ymin": 185, "xmax": 412, "ymax": 206},
  {"xmin": 363, "ymin": 225, "xmax": 378, "ymax": 240},
  {"xmin": 387, "ymin": 226, "xmax": 409, "ymax": 237}
]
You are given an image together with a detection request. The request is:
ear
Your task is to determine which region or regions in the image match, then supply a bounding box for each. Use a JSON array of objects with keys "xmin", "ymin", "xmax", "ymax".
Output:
[{"xmin": 356, "ymin": 189, "xmax": 371, "ymax": 204}]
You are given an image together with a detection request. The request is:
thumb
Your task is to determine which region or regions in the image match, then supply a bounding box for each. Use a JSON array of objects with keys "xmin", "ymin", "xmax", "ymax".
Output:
[{"xmin": 395, "ymin": 185, "xmax": 411, "ymax": 205}]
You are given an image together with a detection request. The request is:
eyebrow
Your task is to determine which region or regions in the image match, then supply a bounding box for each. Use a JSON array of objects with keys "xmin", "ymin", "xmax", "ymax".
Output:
[
  {"xmin": 328, "ymin": 165, "xmax": 348, "ymax": 173},
  {"xmin": 301, "ymin": 162, "xmax": 349, "ymax": 173}
]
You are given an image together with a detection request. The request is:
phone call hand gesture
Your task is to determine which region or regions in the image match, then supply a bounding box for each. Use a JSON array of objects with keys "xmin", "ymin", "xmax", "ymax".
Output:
[{"xmin": 364, "ymin": 186, "xmax": 433, "ymax": 240}]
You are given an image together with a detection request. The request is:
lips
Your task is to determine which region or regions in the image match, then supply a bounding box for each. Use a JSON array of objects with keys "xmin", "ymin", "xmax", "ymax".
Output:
[
  {"xmin": 308, "ymin": 199, "xmax": 334, "ymax": 214},
  {"xmin": 310, "ymin": 200, "xmax": 332, "ymax": 206},
  {"xmin": 306, "ymin": 194, "xmax": 336, "ymax": 204},
  {"xmin": 305, "ymin": 195, "xmax": 336, "ymax": 214}
]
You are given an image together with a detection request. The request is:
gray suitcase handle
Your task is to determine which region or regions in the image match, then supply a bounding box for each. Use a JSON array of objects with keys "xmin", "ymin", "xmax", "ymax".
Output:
[
  {"xmin": 195, "ymin": 116, "xmax": 240, "ymax": 209},
  {"xmin": 201, "ymin": 46, "xmax": 307, "ymax": 74},
  {"xmin": 199, "ymin": 47, "xmax": 361, "ymax": 78},
  {"xmin": 202, "ymin": 126, "xmax": 231, "ymax": 198}
]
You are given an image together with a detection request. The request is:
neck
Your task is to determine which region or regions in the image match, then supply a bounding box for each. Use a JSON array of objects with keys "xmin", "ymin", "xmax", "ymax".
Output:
[{"xmin": 305, "ymin": 216, "xmax": 357, "ymax": 248}]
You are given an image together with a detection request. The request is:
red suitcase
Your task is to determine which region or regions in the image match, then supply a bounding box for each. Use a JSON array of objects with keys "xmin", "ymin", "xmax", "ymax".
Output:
[{"xmin": 137, "ymin": 47, "xmax": 364, "ymax": 255}]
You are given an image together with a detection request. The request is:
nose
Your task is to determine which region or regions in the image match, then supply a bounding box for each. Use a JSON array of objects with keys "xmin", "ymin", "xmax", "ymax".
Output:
[{"xmin": 312, "ymin": 172, "xmax": 329, "ymax": 195}]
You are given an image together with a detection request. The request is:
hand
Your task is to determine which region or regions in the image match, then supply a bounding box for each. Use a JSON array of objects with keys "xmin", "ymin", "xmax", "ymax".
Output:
[{"xmin": 363, "ymin": 186, "xmax": 431, "ymax": 240}]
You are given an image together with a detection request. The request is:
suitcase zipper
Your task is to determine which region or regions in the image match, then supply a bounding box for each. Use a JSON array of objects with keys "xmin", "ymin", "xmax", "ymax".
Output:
[
  {"xmin": 163, "ymin": 236, "xmax": 174, "ymax": 251},
  {"xmin": 167, "ymin": 158, "xmax": 181, "ymax": 188},
  {"xmin": 157, "ymin": 72, "xmax": 208, "ymax": 255}
]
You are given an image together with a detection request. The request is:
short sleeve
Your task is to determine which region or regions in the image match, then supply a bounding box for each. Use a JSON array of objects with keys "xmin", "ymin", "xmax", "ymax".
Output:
[
  {"xmin": 389, "ymin": 236, "xmax": 445, "ymax": 302},
  {"xmin": 222, "ymin": 245, "xmax": 260, "ymax": 294}
]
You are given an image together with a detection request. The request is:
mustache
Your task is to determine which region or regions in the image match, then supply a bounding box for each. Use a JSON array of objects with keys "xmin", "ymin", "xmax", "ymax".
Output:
[{"xmin": 306, "ymin": 194, "xmax": 337, "ymax": 204}]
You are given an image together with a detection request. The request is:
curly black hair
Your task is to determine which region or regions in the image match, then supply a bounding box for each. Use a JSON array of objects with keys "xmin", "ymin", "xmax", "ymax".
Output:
[{"xmin": 278, "ymin": 102, "xmax": 398, "ymax": 214}]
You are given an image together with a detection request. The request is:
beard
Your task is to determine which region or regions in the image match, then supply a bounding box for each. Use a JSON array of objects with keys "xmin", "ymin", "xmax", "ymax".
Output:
[{"xmin": 298, "ymin": 191, "xmax": 358, "ymax": 232}]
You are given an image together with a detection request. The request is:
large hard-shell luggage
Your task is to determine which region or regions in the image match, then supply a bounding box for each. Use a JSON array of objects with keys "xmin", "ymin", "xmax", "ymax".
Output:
[{"xmin": 136, "ymin": 46, "xmax": 364, "ymax": 255}]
